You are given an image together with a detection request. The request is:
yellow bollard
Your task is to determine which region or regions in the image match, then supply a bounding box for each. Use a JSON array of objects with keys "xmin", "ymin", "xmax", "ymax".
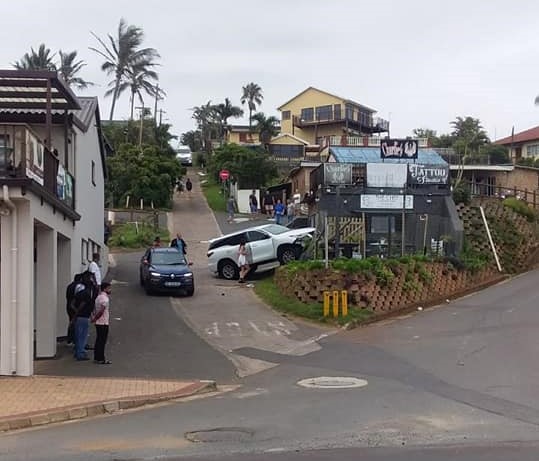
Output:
[
  {"xmin": 341, "ymin": 290, "xmax": 348, "ymax": 317},
  {"xmin": 323, "ymin": 291, "xmax": 330, "ymax": 317},
  {"xmin": 332, "ymin": 290, "xmax": 339, "ymax": 318}
]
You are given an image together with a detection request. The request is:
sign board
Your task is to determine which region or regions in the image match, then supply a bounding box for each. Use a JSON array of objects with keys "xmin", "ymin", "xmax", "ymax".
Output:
[
  {"xmin": 25, "ymin": 131, "xmax": 44, "ymax": 186},
  {"xmin": 408, "ymin": 164, "xmax": 449, "ymax": 185},
  {"xmin": 360, "ymin": 194, "xmax": 414, "ymax": 210},
  {"xmin": 366, "ymin": 163, "xmax": 407, "ymax": 188},
  {"xmin": 380, "ymin": 139, "xmax": 418, "ymax": 159},
  {"xmin": 219, "ymin": 169, "xmax": 230, "ymax": 181},
  {"xmin": 324, "ymin": 163, "xmax": 352, "ymax": 185}
]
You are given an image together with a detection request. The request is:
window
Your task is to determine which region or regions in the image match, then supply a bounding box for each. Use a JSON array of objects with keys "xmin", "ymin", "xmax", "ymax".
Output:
[
  {"xmin": 239, "ymin": 132, "xmax": 247, "ymax": 142},
  {"xmin": 151, "ymin": 250, "xmax": 186, "ymax": 265},
  {"xmin": 300, "ymin": 107, "xmax": 314, "ymax": 122},
  {"xmin": 334, "ymin": 104, "xmax": 341, "ymax": 120},
  {"xmin": 269, "ymin": 144, "xmax": 304, "ymax": 159},
  {"xmin": 315, "ymin": 105, "xmax": 332, "ymax": 121},
  {"xmin": 282, "ymin": 110, "xmax": 291, "ymax": 121},
  {"xmin": 247, "ymin": 230, "xmax": 270, "ymax": 242},
  {"xmin": 0, "ymin": 135, "xmax": 9, "ymax": 168},
  {"xmin": 91, "ymin": 160, "xmax": 96, "ymax": 186},
  {"xmin": 526, "ymin": 144, "xmax": 539, "ymax": 157}
]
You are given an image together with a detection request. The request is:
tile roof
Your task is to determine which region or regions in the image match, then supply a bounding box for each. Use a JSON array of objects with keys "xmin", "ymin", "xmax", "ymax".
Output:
[
  {"xmin": 329, "ymin": 147, "xmax": 448, "ymax": 166},
  {"xmin": 495, "ymin": 125, "xmax": 539, "ymax": 145}
]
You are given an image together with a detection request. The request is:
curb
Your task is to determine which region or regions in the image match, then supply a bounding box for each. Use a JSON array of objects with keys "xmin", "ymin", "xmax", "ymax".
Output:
[{"xmin": 0, "ymin": 380, "xmax": 216, "ymax": 433}]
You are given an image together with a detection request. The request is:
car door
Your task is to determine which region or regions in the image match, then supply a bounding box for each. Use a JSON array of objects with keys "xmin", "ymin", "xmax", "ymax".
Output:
[
  {"xmin": 222, "ymin": 233, "xmax": 246, "ymax": 263},
  {"xmin": 141, "ymin": 249, "xmax": 151, "ymax": 281},
  {"xmin": 246, "ymin": 230, "xmax": 274, "ymax": 263}
]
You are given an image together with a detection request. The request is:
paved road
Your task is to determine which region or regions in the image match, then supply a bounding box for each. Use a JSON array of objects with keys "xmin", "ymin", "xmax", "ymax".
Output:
[
  {"xmin": 35, "ymin": 250, "xmax": 236, "ymax": 382},
  {"xmin": 7, "ymin": 269, "xmax": 539, "ymax": 460}
]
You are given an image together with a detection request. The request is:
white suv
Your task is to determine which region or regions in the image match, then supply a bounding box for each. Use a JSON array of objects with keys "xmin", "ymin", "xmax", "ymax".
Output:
[{"xmin": 207, "ymin": 223, "xmax": 315, "ymax": 280}]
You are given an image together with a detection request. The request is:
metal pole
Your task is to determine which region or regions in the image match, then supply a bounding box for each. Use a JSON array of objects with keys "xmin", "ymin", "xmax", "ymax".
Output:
[
  {"xmin": 335, "ymin": 187, "xmax": 341, "ymax": 258},
  {"xmin": 324, "ymin": 212, "xmax": 329, "ymax": 268},
  {"xmin": 422, "ymin": 214, "xmax": 429, "ymax": 255},
  {"xmin": 479, "ymin": 206, "xmax": 503, "ymax": 272}
]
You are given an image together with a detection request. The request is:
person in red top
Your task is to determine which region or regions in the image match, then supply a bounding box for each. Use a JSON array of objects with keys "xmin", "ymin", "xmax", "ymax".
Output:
[{"xmin": 92, "ymin": 282, "xmax": 112, "ymax": 365}]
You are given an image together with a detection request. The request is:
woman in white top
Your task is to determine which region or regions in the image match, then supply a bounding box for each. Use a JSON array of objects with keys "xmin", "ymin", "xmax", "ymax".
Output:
[{"xmin": 237, "ymin": 240, "xmax": 250, "ymax": 283}]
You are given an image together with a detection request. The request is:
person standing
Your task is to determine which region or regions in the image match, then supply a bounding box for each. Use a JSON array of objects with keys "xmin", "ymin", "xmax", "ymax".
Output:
[
  {"xmin": 73, "ymin": 271, "xmax": 97, "ymax": 361},
  {"xmin": 274, "ymin": 199, "xmax": 285, "ymax": 225},
  {"xmin": 185, "ymin": 177, "xmax": 193, "ymax": 198},
  {"xmin": 263, "ymin": 191, "xmax": 274, "ymax": 217},
  {"xmin": 237, "ymin": 239, "xmax": 250, "ymax": 283},
  {"xmin": 92, "ymin": 282, "xmax": 112, "ymax": 365},
  {"xmin": 153, "ymin": 236, "xmax": 162, "ymax": 247},
  {"xmin": 171, "ymin": 232, "xmax": 188, "ymax": 258},
  {"xmin": 227, "ymin": 196, "xmax": 235, "ymax": 223},
  {"xmin": 65, "ymin": 273, "xmax": 83, "ymax": 345},
  {"xmin": 287, "ymin": 199, "xmax": 296, "ymax": 224},
  {"xmin": 248, "ymin": 190, "xmax": 258, "ymax": 220},
  {"xmin": 88, "ymin": 252, "xmax": 102, "ymax": 287}
]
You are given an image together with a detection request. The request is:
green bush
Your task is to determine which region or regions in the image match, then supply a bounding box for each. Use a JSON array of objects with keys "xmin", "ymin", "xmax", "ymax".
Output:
[
  {"xmin": 503, "ymin": 197, "xmax": 537, "ymax": 222},
  {"xmin": 108, "ymin": 223, "xmax": 169, "ymax": 249},
  {"xmin": 452, "ymin": 185, "xmax": 471, "ymax": 205}
]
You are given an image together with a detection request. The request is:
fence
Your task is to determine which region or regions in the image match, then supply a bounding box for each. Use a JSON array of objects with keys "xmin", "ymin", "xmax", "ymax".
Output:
[{"xmin": 461, "ymin": 180, "xmax": 539, "ymax": 210}]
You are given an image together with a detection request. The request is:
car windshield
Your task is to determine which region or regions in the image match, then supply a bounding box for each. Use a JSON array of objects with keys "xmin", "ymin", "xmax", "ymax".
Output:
[
  {"xmin": 261, "ymin": 224, "xmax": 290, "ymax": 235},
  {"xmin": 151, "ymin": 252, "xmax": 186, "ymax": 265}
]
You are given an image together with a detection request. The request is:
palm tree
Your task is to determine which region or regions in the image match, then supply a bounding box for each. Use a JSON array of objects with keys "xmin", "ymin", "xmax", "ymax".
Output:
[
  {"xmin": 13, "ymin": 44, "xmax": 56, "ymax": 70},
  {"xmin": 58, "ymin": 50, "xmax": 93, "ymax": 90},
  {"xmin": 192, "ymin": 101, "xmax": 219, "ymax": 153},
  {"xmin": 90, "ymin": 18, "xmax": 160, "ymax": 120},
  {"xmin": 215, "ymin": 98, "xmax": 243, "ymax": 142},
  {"xmin": 240, "ymin": 82, "xmax": 263, "ymax": 131},
  {"xmin": 252, "ymin": 112, "xmax": 280, "ymax": 146}
]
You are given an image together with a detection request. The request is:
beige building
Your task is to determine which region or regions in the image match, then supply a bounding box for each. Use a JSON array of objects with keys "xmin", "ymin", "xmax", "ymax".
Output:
[{"xmin": 495, "ymin": 125, "xmax": 539, "ymax": 163}]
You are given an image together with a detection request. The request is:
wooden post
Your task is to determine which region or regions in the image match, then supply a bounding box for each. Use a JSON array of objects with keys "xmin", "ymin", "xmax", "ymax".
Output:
[
  {"xmin": 323, "ymin": 291, "xmax": 330, "ymax": 317},
  {"xmin": 534, "ymin": 190, "xmax": 537, "ymax": 210},
  {"xmin": 332, "ymin": 290, "xmax": 339, "ymax": 318},
  {"xmin": 341, "ymin": 290, "xmax": 348, "ymax": 317}
]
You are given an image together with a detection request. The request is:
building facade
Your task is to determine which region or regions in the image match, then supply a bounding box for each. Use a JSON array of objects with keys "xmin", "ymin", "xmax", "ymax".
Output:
[
  {"xmin": 0, "ymin": 70, "xmax": 107, "ymax": 376},
  {"xmin": 495, "ymin": 125, "xmax": 539, "ymax": 163}
]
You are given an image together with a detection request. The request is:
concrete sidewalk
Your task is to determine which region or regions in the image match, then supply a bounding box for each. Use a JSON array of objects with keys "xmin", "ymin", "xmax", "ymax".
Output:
[{"xmin": 0, "ymin": 375, "xmax": 215, "ymax": 432}]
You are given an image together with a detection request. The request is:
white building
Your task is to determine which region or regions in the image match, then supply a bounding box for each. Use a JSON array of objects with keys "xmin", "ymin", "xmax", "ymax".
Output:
[{"xmin": 0, "ymin": 70, "xmax": 108, "ymax": 376}]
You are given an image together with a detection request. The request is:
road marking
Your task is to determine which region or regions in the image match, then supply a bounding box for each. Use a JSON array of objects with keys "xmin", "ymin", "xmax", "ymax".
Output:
[
  {"xmin": 267, "ymin": 321, "xmax": 291, "ymax": 335},
  {"xmin": 205, "ymin": 322, "xmax": 220, "ymax": 337},
  {"xmin": 248, "ymin": 321, "xmax": 269, "ymax": 336},
  {"xmin": 297, "ymin": 376, "xmax": 368, "ymax": 389},
  {"xmin": 226, "ymin": 322, "xmax": 242, "ymax": 336}
]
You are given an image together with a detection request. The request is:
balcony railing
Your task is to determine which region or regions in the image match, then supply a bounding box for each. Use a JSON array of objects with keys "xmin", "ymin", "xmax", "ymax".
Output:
[
  {"xmin": 316, "ymin": 136, "xmax": 429, "ymax": 148},
  {"xmin": 0, "ymin": 125, "xmax": 75, "ymax": 209},
  {"xmin": 292, "ymin": 113, "xmax": 389, "ymax": 132}
]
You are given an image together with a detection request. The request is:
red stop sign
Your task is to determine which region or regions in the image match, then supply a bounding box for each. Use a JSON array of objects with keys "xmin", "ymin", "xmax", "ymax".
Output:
[{"xmin": 219, "ymin": 170, "xmax": 230, "ymax": 181}]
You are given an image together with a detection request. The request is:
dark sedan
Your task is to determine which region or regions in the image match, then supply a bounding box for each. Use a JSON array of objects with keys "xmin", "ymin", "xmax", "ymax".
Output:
[{"xmin": 139, "ymin": 247, "xmax": 194, "ymax": 296}]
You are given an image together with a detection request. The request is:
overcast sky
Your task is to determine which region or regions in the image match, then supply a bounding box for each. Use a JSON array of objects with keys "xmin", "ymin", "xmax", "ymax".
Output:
[{"xmin": 3, "ymin": 0, "xmax": 539, "ymax": 142}]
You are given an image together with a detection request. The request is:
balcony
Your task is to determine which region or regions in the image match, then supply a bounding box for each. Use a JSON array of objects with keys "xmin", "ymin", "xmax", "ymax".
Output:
[
  {"xmin": 0, "ymin": 125, "xmax": 76, "ymax": 212},
  {"xmin": 316, "ymin": 136, "xmax": 429, "ymax": 148},
  {"xmin": 292, "ymin": 113, "xmax": 389, "ymax": 134}
]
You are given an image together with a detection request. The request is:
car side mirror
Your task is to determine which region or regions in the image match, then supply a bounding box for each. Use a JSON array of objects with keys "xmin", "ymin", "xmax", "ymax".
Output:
[
  {"xmin": 188, "ymin": 262, "xmax": 194, "ymax": 266},
  {"xmin": 143, "ymin": 259, "xmax": 149, "ymax": 265}
]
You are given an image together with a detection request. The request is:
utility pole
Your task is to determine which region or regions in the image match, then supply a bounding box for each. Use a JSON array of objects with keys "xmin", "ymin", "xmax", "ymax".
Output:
[
  {"xmin": 158, "ymin": 109, "xmax": 166, "ymax": 127},
  {"xmin": 153, "ymin": 85, "xmax": 160, "ymax": 124},
  {"xmin": 135, "ymin": 105, "xmax": 145, "ymax": 148}
]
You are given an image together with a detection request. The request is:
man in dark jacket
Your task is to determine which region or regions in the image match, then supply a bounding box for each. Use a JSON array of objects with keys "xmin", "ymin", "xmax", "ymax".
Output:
[
  {"xmin": 73, "ymin": 271, "xmax": 98, "ymax": 361},
  {"xmin": 65, "ymin": 273, "xmax": 83, "ymax": 345}
]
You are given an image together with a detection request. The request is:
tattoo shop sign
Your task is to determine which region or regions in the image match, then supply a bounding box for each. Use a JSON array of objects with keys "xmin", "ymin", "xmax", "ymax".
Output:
[
  {"xmin": 380, "ymin": 139, "xmax": 418, "ymax": 159},
  {"xmin": 408, "ymin": 164, "xmax": 449, "ymax": 185}
]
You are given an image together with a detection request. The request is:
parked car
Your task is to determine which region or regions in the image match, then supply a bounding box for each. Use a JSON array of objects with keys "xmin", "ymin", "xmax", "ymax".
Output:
[
  {"xmin": 140, "ymin": 247, "xmax": 194, "ymax": 296},
  {"xmin": 207, "ymin": 223, "xmax": 315, "ymax": 280},
  {"xmin": 176, "ymin": 146, "xmax": 192, "ymax": 166}
]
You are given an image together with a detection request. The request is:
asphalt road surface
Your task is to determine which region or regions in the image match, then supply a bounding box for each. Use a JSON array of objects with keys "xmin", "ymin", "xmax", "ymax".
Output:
[{"xmin": 6, "ymin": 268, "xmax": 539, "ymax": 460}]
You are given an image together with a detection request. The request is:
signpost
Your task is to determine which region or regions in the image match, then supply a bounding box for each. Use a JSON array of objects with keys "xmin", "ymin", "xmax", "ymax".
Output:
[{"xmin": 219, "ymin": 169, "xmax": 230, "ymax": 181}]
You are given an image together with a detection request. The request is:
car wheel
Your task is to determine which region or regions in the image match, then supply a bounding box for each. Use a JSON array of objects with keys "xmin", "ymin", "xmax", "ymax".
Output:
[
  {"xmin": 278, "ymin": 245, "xmax": 297, "ymax": 265},
  {"xmin": 218, "ymin": 259, "xmax": 239, "ymax": 280}
]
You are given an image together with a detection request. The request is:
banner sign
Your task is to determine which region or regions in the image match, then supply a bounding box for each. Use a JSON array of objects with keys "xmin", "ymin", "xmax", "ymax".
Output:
[
  {"xmin": 360, "ymin": 194, "xmax": 414, "ymax": 210},
  {"xmin": 25, "ymin": 131, "xmax": 44, "ymax": 186},
  {"xmin": 380, "ymin": 139, "xmax": 418, "ymax": 159},
  {"xmin": 408, "ymin": 163, "xmax": 449, "ymax": 185},
  {"xmin": 324, "ymin": 163, "xmax": 352, "ymax": 185},
  {"xmin": 366, "ymin": 163, "xmax": 407, "ymax": 188}
]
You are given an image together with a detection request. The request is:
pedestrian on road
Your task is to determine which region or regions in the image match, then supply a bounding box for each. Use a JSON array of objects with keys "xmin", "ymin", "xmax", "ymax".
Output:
[
  {"xmin": 65, "ymin": 273, "xmax": 83, "ymax": 345},
  {"xmin": 249, "ymin": 190, "xmax": 258, "ymax": 220},
  {"xmin": 73, "ymin": 271, "xmax": 98, "ymax": 361},
  {"xmin": 88, "ymin": 252, "xmax": 102, "ymax": 287},
  {"xmin": 186, "ymin": 177, "xmax": 193, "ymax": 198},
  {"xmin": 237, "ymin": 239, "xmax": 250, "ymax": 283},
  {"xmin": 274, "ymin": 199, "xmax": 285, "ymax": 225},
  {"xmin": 171, "ymin": 232, "xmax": 188, "ymax": 261},
  {"xmin": 91, "ymin": 282, "xmax": 112, "ymax": 365},
  {"xmin": 227, "ymin": 196, "xmax": 235, "ymax": 223}
]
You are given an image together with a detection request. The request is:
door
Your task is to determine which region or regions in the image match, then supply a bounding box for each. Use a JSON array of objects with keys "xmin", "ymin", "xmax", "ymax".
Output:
[{"xmin": 247, "ymin": 230, "xmax": 274, "ymax": 263}]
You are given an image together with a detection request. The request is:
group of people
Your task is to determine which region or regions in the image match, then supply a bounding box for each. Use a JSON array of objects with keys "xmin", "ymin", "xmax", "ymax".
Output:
[
  {"xmin": 176, "ymin": 177, "xmax": 193, "ymax": 197},
  {"xmin": 153, "ymin": 232, "xmax": 189, "ymax": 260},
  {"xmin": 255, "ymin": 191, "xmax": 298, "ymax": 225},
  {"xmin": 65, "ymin": 252, "xmax": 112, "ymax": 364}
]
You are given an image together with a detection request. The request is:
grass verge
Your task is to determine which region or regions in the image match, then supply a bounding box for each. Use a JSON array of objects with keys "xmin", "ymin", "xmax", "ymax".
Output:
[
  {"xmin": 201, "ymin": 180, "xmax": 227, "ymax": 212},
  {"xmin": 108, "ymin": 223, "xmax": 170, "ymax": 249},
  {"xmin": 253, "ymin": 275, "xmax": 373, "ymax": 326}
]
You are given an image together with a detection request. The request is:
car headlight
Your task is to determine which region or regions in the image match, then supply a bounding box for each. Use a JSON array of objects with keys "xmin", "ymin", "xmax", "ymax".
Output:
[
  {"xmin": 183, "ymin": 273, "xmax": 193, "ymax": 277},
  {"xmin": 150, "ymin": 272, "xmax": 161, "ymax": 277}
]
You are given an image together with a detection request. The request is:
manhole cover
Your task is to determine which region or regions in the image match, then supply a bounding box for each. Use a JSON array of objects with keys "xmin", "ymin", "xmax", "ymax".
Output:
[
  {"xmin": 185, "ymin": 427, "xmax": 254, "ymax": 443},
  {"xmin": 296, "ymin": 376, "xmax": 368, "ymax": 389}
]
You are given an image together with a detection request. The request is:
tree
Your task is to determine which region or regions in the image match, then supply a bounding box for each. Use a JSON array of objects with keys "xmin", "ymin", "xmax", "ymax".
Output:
[
  {"xmin": 58, "ymin": 50, "xmax": 93, "ymax": 89},
  {"xmin": 13, "ymin": 44, "xmax": 56, "ymax": 70},
  {"xmin": 191, "ymin": 101, "xmax": 219, "ymax": 153},
  {"xmin": 252, "ymin": 112, "xmax": 280, "ymax": 146},
  {"xmin": 412, "ymin": 128, "xmax": 438, "ymax": 139},
  {"xmin": 240, "ymin": 82, "xmax": 263, "ymax": 131},
  {"xmin": 208, "ymin": 143, "xmax": 277, "ymax": 189},
  {"xmin": 482, "ymin": 144, "xmax": 509, "ymax": 164},
  {"xmin": 411, "ymin": 127, "xmax": 454, "ymax": 148},
  {"xmin": 180, "ymin": 130, "xmax": 203, "ymax": 152},
  {"xmin": 450, "ymin": 116, "xmax": 489, "ymax": 156},
  {"xmin": 215, "ymin": 98, "xmax": 243, "ymax": 141},
  {"xmin": 90, "ymin": 18, "xmax": 160, "ymax": 121}
]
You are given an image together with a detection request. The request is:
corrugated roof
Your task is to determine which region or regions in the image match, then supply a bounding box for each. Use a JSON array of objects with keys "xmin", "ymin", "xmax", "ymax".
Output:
[
  {"xmin": 329, "ymin": 147, "xmax": 448, "ymax": 165},
  {"xmin": 495, "ymin": 125, "xmax": 539, "ymax": 145},
  {"xmin": 73, "ymin": 97, "xmax": 97, "ymax": 132}
]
